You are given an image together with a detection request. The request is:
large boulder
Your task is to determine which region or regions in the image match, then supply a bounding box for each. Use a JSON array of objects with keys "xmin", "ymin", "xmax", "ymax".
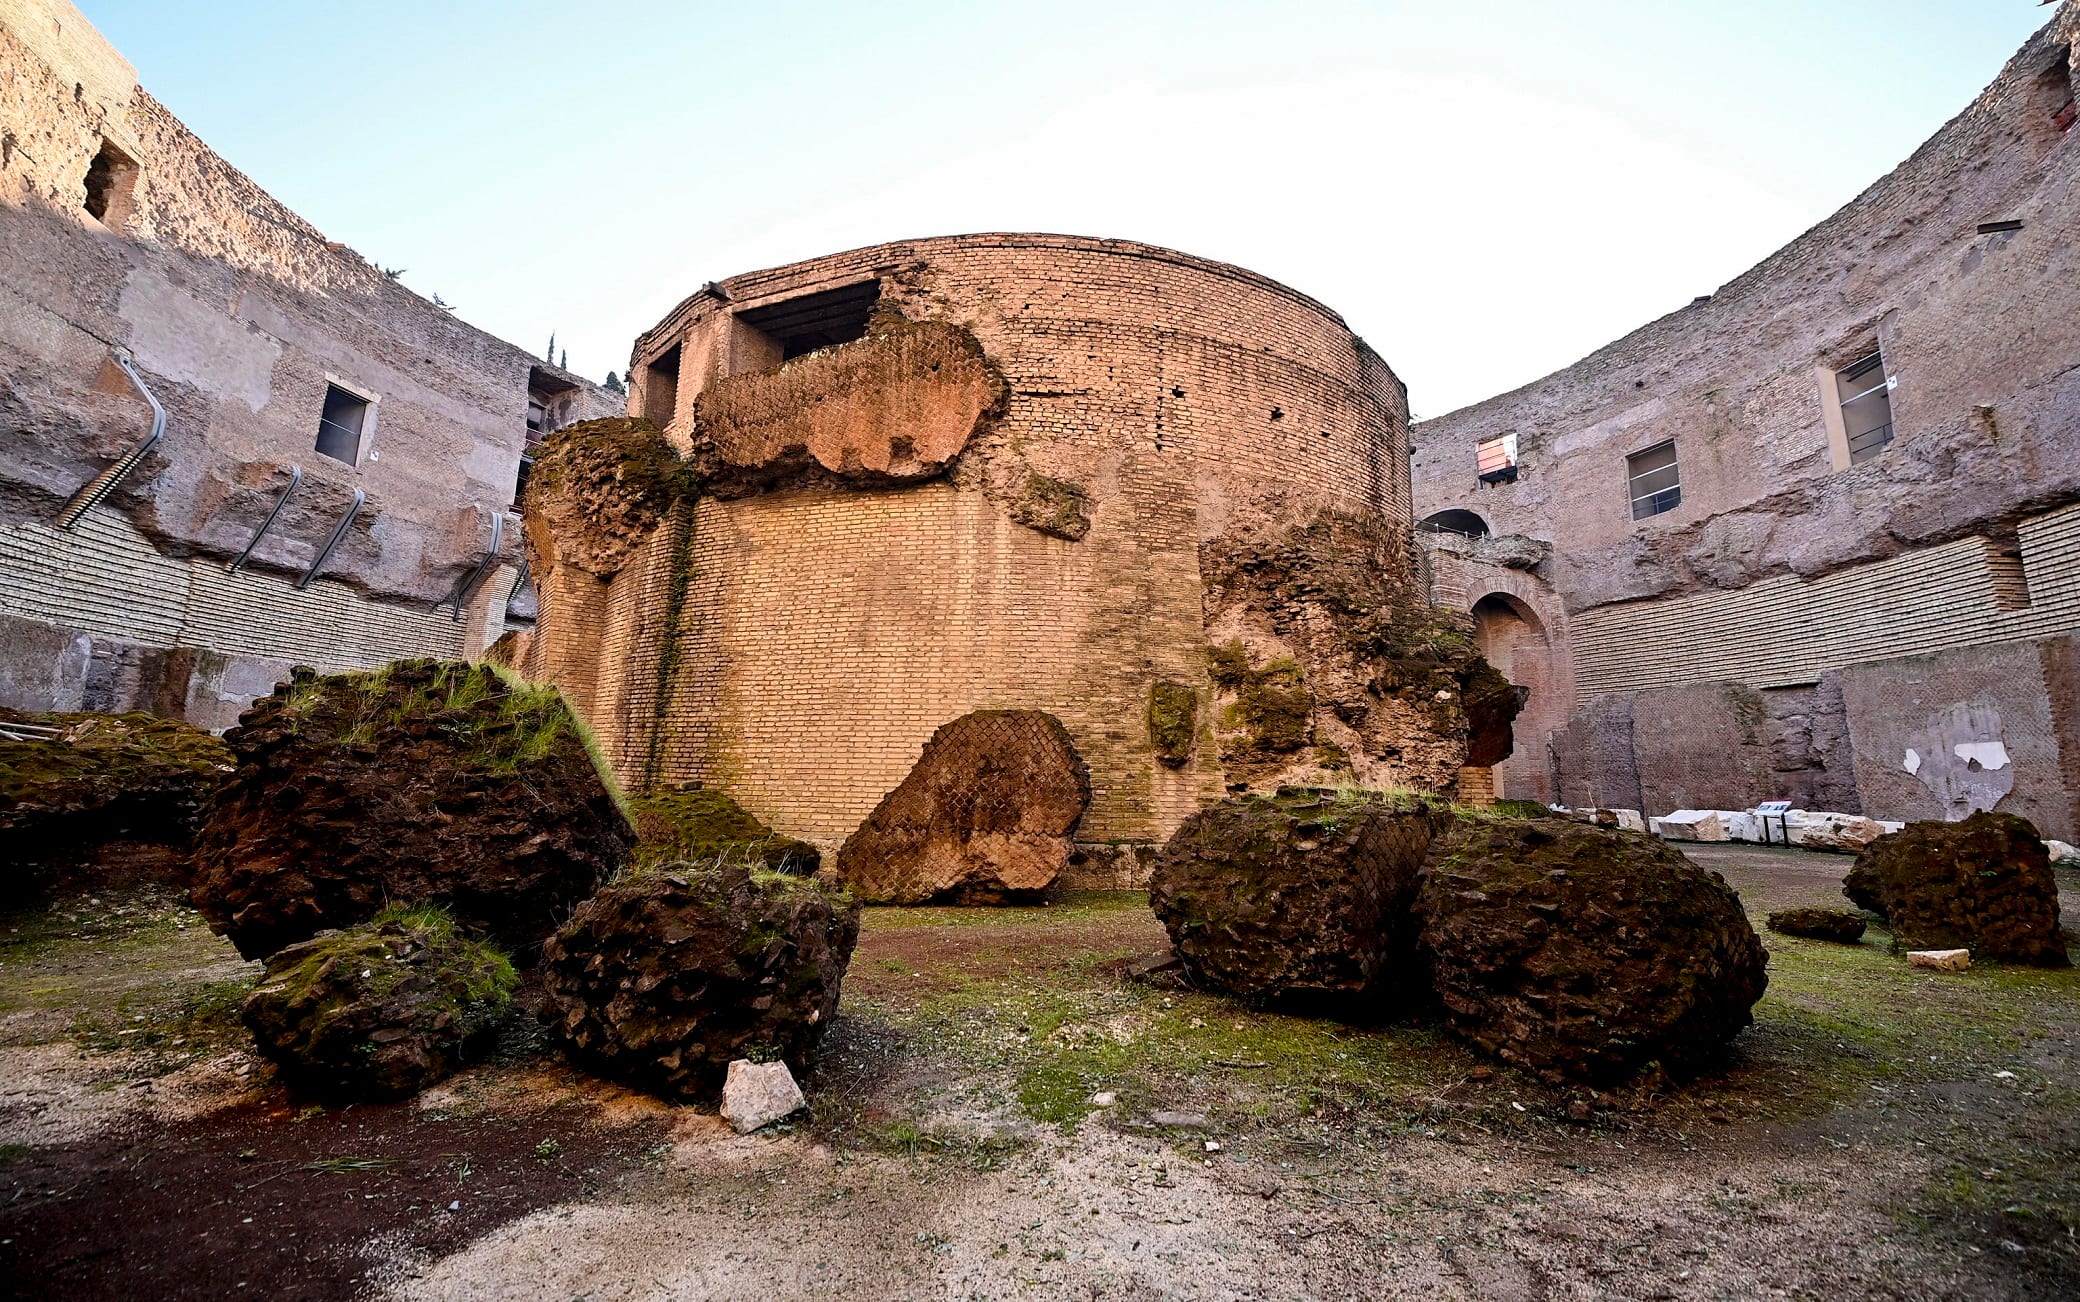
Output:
[
  {"xmin": 1843, "ymin": 812, "xmax": 2069, "ymax": 966},
  {"xmin": 1417, "ymin": 818, "xmax": 1769, "ymax": 1085},
  {"xmin": 192, "ymin": 660, "xmax": 631, "ymax": 959},
  {"xmin": 539, "ymin": 862, "xmax": 861, "ymax": 1100},
  {"xmin": 1148, "ymin": 789, "xmax": 1441, "ymax": 1004},
  {"xmin": 241, "ymin": 906, "xmax": 518, "ymax": 1101},
  {"xmin": 520, "ymin": 417, "xmax": 688, "ymax": 579},
  {"xmin": 2, "ymin": 708, "xmax": 231, "ymax": 895},
  {"xmin": 1766, "ymin": 906, "xmax": 1868, "ymax": 944},
  {"xmin": 836, "ymin": 710, "xmax": 1089, "ymax": 905},
  {"xmin": 630, "ymin": 783, "xmax": 819, "ymax": 874}
]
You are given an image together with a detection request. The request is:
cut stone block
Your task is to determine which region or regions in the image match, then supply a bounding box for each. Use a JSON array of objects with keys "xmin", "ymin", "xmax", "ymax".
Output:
[
  {"xmin": 1651, "ymin": 810, "xmax": 1729, "ymax": 842},
  {"xmin": 1907, "ymin": 948, "xmax": 1972, "ymax": 972}
]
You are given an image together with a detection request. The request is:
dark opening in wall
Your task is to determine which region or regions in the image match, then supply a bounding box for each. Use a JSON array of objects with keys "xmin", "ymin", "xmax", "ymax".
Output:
[
  {"xmin": 81, "ymin": 138, "xmax": 138, "ymax": 230},
  {"xmin": 2033, "ymin": 45, "xmax": 2075, "ymax": 148},
  {"xmin": 1985, "ymin": 538, "xmax": 2031, "ymax": 610},
  {"xmin": 1418, "ymin": 509, "xmax": 1491, "ymax": 538},
  {"xmin": 315, "ymin": 384, "xmax": 370, "ymax": 465},
  {"xmin": 642, "ymin": 343, "xmax": 681, "ymax": 427},
  {"xmin": 735, "ymin": 280, "xmax": 880, "ymax": 361}
]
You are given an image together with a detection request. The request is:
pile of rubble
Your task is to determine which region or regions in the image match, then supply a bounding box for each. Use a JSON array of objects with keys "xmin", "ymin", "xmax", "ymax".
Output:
[
  {"xmin": 1149, "ymin": 790, "xmax": 1771, "ymax": 1085},
  {"xmin": 173, "ymin": 659, "xmax": 860, "ymax": 1121}
]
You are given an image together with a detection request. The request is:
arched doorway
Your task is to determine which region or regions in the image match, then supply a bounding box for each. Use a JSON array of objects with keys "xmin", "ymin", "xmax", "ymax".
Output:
[
  {"xmin": 1417, "ymin": 508, "xmax": 1490, "ymax": 538},
  {"xmin": 1469, "ymin": 592, "xmax": 1554, "ymax": 803}
]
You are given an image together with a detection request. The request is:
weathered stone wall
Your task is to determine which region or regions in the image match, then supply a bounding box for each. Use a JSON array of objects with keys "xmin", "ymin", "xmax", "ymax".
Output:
[
  {"xmin": 528, "ymin": 235, "xmax": 1454, "ymax": 849},
  {"xmin": 0, "ymin": 1, "xmax": 616, "ymax": 722},
  {"xmin": 1412, "ymin": 9, "xmax": 2080, "ymax": 832}
]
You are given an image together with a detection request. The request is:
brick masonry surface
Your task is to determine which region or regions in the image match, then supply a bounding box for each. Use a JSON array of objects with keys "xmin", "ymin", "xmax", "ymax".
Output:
[{"xmin": 1408, "ymin": 8, "xmax": 2080, "ymax": 835}]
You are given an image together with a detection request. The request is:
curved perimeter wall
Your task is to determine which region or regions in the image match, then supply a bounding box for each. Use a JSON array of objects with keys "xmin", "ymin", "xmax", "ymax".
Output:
[{"xmin": 538, "ymin": 234, "xmax": 1413, "ymax": 847}]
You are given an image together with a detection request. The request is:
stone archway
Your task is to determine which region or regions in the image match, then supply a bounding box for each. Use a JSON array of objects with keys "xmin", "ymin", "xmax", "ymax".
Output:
[{"xmin": 1470, "ymin": 592, "xmax": 1556, "ymax": 803}]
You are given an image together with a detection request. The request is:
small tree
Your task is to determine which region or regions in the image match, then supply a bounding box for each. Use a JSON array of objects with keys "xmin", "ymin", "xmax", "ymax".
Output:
[{"xmin": 604, "ymin": 371, "xmax": 624, "ymax": 394}]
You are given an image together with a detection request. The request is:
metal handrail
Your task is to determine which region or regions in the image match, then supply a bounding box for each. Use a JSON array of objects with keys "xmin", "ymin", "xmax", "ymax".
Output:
[
  {"xmin": 57, "ymin": 349, "xmax": 164, "ymax": 528},
  {"xmin": 297, "ymin": 488, "xmax": 364, "ymax": 590},
  {"xmin": 227, "ymin": 465, "xmax": 303, "ymax": 572}
]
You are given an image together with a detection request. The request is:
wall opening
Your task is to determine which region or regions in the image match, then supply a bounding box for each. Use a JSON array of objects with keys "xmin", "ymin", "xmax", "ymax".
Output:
[
  {"xmin": 2033, "ymin": 45, "xmax": 2076, "ymax": 149},
  {"xmin": 81, "ymin": 138, "xmax": 138, "ymax": 230},
  {"xmin": 1418, "ymin": 508, "xmax": 1491, "ymax": 538},
  {"xmin": 518, "ymin": 366, "xmax": 580, "ymax": 503},
  {"xmin": 1626, "ymin": 441, "xmax": 1681, "ymax": 520},
  {"xmin": 1475, "ymin": 432, "xmax": 1519, "ymax": 485},
  {"xmin": 315, "ymin": 384, "xmax": 371, "ymax": 465},
  {"xmin": 1471, "ymin": 592, "xmax": 1553, "ymax": 803},
  {"xmin": 1985, "ymin": 538, "xmax": 2031, "ymax": 610},
  {"xmin": 1833, "ymin": 350, "xmax": 1895, "ymax": 464},
  {"xmin": 734, "ymin": 280, "xmax": 880, "ymax": 362},
  {"xmin": 642, "ymin": 343, "xmax": 681, "ymax": 427}
]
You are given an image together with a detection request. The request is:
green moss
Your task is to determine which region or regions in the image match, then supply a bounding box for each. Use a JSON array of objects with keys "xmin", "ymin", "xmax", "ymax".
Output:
[
  {"xmin": 268, "ymin": 903, "xmax": 518, "ymax": 1013},
  {"xmin": 1008, "ymin": 472, "xmax": 1091, "ymax": 541},
  {"xmin": 1146, "ymin": 680, "xmax": 1197, "ymax": 767},
  {"xmin": 641, "ymin": 500, "xmax": 699, "ymax": 788},
  {"xmin": 1492, "ymin": 798, "xmax": 1552, "ymax": 819},
  {"xmin": 628, "ymin": 783, "xmax": 819, "ymax": 874},
  {"xmin": 523, "ymin": 416, "xmax": 690, "ymax": 511},
  {"xmin": 1205, "ymin": 640, "xmax": 1251, "ymax": 689},
  {"xmin": 291, "ymin": 661, "xmax": 579, "ymax": 776}
]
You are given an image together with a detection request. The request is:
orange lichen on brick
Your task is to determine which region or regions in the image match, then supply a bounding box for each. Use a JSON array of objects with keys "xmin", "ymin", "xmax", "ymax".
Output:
[{"xmin": 689, "ymin": 313, "xmax": 1004, "ymax": 495}]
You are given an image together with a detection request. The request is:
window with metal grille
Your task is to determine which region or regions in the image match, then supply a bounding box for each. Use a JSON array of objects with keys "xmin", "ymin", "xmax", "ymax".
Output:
[
  {"xmin": 1476, "ymin": 433, "xmax": 1518, "ymax": 484},
  {"xmin": 1835, "ymin": 351, "xmax": 1894, "ymax": 464},
  {"xmin": 315, "ymin": 384, "xmax": 370, "ymax": 465},
  {"xmin": 1626, "ymin": 441, "xmax": 1680, "ymax": 520}
]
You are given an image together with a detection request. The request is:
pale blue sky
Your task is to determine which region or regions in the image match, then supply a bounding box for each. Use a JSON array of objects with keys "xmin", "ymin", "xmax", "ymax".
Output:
[{"xmin": 81, "ymin": 1, "xmax": 2056, "ymax": 417}]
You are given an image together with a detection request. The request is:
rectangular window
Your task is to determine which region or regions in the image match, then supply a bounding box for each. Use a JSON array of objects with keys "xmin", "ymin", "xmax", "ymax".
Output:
[
  {"xmin": 315, "ymin": 384, "xmax": 370, "ymax": 464},
  {"xmin": 1626, "ymin": 441, "xmax": 1681, "ymax": 520},
  {"xmin": 642, "ymin": 343, "xmax": 681, "ymax": 427},
  {"xmin": 1835, "ymin": 351, "xmax": 1894, "ymax": 465},
  {"xmin": 1476, "ymin": 432, "xmax": 1518, "ymax": 484}
]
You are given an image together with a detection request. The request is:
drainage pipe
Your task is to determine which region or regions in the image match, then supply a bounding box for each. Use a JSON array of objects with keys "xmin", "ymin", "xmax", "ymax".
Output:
[
  {"xmin": 297, "ymin": 488, "xmax": 364, "ymax": 591},
  {"xmin": 56, "ymin": 349, "xmax": 164, "ymax": 529},
  {"xmin": 227, "ymin": 465, "xmax": 303, "ymax": 573},
  {"xmin": 442, "ymin": 510, "xmax": 508, "ymax": 620}
]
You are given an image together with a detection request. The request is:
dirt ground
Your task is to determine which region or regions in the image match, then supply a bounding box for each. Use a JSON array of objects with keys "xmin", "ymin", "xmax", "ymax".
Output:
[{"xmin": 3, "ymin": 845, "xmax": 2076, "ymax": 1300}]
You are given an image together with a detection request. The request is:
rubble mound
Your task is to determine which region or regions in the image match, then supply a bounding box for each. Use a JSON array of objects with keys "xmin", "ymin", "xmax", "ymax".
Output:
[
  {"xmin": 1, "ymin": 708, "xmax": 231, "ymax": 894},
  {"xmin": 1766, "ymin": 906, "xmax": 1868, "ymax": 943},
  {"xmin": 520, "ymin": 417, "xmax": 687, "ymax": 577},
  {"xmin": 241, "ymin": 906, "xmax": 518, "ymax": 1101},
  {"xmin": 836, "ymin": 710, "xmax": 1090, "ymax": 905},
  {"xmin": 1843, "ymin": 812, "xmax": 2069, "ymax": 966},
  {"xmin": 1417, "ymin": 818, "xmax": 1769, "ymax": 1084},
  {"xmin": 629, "ymin": 783, "xmax": 819, "ymax": 874},
  {"xmin": 691, "ymin": 312, "xmax": 1005, "ymax": 498},
  {"xmin": 1149, "ymin": 789, "xmax": 1442, "ymax": 1005},
  {"xmin": 539, "ymin": 861, "xmax": 861, "ymax": 1100},
  {"xmin": 192, "ymin": 660, "xmax": 631, "ymax": 959}
]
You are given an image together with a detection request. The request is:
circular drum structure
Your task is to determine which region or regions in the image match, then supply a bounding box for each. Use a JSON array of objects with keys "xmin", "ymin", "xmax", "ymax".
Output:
[{"xmin": 525, "ymin": 234, "xmax": 1427, "ymax": 855}]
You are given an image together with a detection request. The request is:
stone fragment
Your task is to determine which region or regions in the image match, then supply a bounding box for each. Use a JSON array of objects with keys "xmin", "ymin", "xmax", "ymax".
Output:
[
  {"xmin": 719, "ymin": 1059, "xmax": 806, "ymax": 1133},
  {"xmin": 1766, "ymin": 906, "xmax": 1868, "ymax": 943},
  {"xmin": 1790, "ymin": 812, "xmax": 1889, "ymax": 853},
  {"xmin": 539, "ymin": 862, "xmax": 860, "ymax": 1100},
  {"xmin": 1908, "ymin": 948, "xmax": 1972, "ymax": 972},
  {"xmin": 1609, "ymin": 809, "xmax": 1647, "ymax": 833},
  {"xmin": 1650, "ymin": 810, "xmax": 1730, "ymax": 842},
  {"xmin": 691, "ymin": 313, "xmax": 1004, "ymax": 497},
  {"xmin": 2046, "ymin": 839, "xmax": 2080, "ymax": 865},
  {"xmin": 836, "ymin": 710, "xmax": 1090, "ymax": 905},
  {"xmin": 1843, "ymin": 812, "xmax": 2069, "ymax": 966},
  {"xmin": 520, "ymin": 417, "xmax": 688, "ymax": 578},
  {"xmin": 1148, "ymin": 789, "xmax": 1440, "ymax": 1004},
  {"xmin": 240, "ymin": 906, "xmax": 517, "ymax": 1102},
  {"xmin": 1149, "ymin": 1111, "xmax": 1211, "ymax": 1130},
  {"xmin": 630, "ymin": 783, "xmax": 819, "ymax": 874},
  {"xmin": 192, "ymin": 660, "xmax": 630, "ymax": 960},
  {"xmin": 1, "ymin": 708, "xmax": 231, "ymax": 896},
  {"xmin": 1417, "ymin": 818, "xmax": 1769, "ymax": 1085}
]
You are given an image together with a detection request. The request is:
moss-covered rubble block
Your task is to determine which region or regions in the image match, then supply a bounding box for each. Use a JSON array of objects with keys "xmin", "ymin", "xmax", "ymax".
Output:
[{"xmin": 241, "ymin": 904, "xmax": 518, "ymax": 1102}]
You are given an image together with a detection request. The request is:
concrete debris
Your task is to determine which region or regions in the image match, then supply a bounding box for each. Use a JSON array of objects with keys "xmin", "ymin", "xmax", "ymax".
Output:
[
  {"xmin": 719, "ymin": 1059, "xmax": 806, "ymax": 1134},
  {"xmin": 1650, "ymin": 810, "xmax": 1729, "ymax": 842}
]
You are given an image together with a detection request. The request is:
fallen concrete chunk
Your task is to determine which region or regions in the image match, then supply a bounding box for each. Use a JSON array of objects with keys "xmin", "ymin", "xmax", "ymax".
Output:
[
  {"xmin": 1790, "ymin": 812, "xmax": 1889, "ymax": 853},
  {"xmin": 1907, "ymin": 948, "xmax": 1972, "ymax": 972},
  {"xmin": 1609, "ymin": 809, "xmax": 1647, "ymax": 833},
  {"xmin": 1650, "ymin": 810, "xmax": 1729, "ymax": 842},
  {"xmin": 1846, "ymin": 812, "xmax": 2068, "ymax": 965},
  {"xmin": 2047, "ymin": 839, "xmax": 2080, "ymax": 866},
  {"xmin": 719, "ymin": 1059, "xmax": 806, "ymax": 1133},
  {"xmin": 1766, "ymin": 906, "xmax": 1868, "ymax": 943}
]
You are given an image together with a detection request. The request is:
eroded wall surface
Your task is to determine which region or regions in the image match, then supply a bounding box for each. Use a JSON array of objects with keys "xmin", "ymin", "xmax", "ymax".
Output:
[
  {"xmin": 525, "ymin": 235, "xmax": 1474, "ymax": 849},
  {"xmin": 1410, "ymin": 9, "xmax": 2080, "ymax": 835},
  {"xmin": 0, "ymin": 1, "xmax": 615, "ymax": 722}
]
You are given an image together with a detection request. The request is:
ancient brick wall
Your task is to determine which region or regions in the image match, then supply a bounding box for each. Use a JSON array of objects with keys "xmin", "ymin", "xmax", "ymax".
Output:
[
  {"xmin": 0, "ymin": 1, "xmax": 613, "ymax": 722},
  {"xmin": 533, "ymin": 235, "xmax": 1422, "ymax": 849},
  {"xmin": 1412, "ymin": 10, "xmax": 2080, "ymax": 829}
]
